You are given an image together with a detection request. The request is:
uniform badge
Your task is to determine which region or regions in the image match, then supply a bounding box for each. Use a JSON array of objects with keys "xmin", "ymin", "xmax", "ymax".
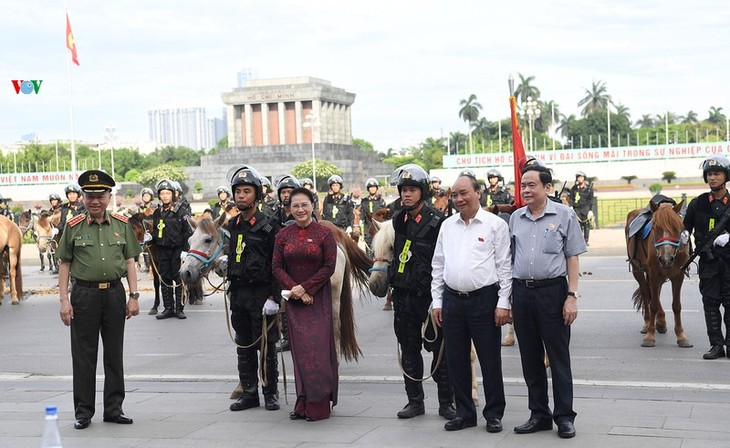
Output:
[
  {"xmin": 548, "ymin": 223, "xmax": 557, "ymax": 230},
  {"xmin": 89, "ymin": 173, "xmax": 99, "ymax": 182}
]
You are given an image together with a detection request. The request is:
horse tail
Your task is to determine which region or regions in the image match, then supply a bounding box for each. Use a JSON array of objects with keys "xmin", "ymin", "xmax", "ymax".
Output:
[
  {"xmin": 631, "ymin": 286, "xmax": 644, "ymax": 313},
  {"xmin": 15, "ymin": 246, "xmax": 22, "ymax": 298},
  {"xmin": 338, "ymin": 264, "xmax": 362, "ymax": 362}
]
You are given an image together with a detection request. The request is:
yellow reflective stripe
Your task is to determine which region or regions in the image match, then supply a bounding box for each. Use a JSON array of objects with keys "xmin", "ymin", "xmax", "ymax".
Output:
[
  {"xmin": 369, "ymin": 202, "xmax": 373, "ymax": 213},
  {"xmin": 332, "ymin": 206, "xmax": 339, "ymax": 218},
  {"xmin": 487, "ymin": 194, "xmax": 492, "ymax": 207},
  {"xmin": 709, "ymin": 218, "xmax": 715, "ymax": 232},
  {"xmin": 156, "ymin": 220, "xmax": 165, "ymax": 238},
  {"xmin": 235, "ymin": 234, "xmax": 244, "ymax": 263},
  {"xmin": 397, "ymin": 239, "xmax": 411, "ymax": 273}
]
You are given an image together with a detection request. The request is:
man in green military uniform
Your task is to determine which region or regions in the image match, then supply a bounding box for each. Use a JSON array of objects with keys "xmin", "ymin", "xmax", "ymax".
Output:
[{"xmin": 57, "ymin": 170, "xmax": 142, "ymax": 430}]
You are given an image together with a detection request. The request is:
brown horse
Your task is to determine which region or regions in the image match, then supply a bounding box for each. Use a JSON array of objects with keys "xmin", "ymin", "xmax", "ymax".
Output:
[
  {"xmin": 0, "ymin": 215, "xmax": 23, "ymax": 305},
  {"xmin": 432, "ymin": 188, "xmax": 451, "ymax": 215},
  {"xmin": 625, "ymin": 201, "xmax": 692, "ymax": 348},
  {"xmin": 128, "ymin": 212, "xmax": 163, "ymax": 313},
  {"xmin": 19, "ymin": 210, "xmax": 58, "ymax": 273}
]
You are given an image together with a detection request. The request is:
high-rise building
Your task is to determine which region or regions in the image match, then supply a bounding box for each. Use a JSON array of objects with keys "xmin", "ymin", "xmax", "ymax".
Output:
[
  {"xmin": 237, "ymin": 68, "xmax": 259, "ymax": 88},
  {"xmin": 148, "ymin": 107, "xmax": 214, "ymax": 150}
]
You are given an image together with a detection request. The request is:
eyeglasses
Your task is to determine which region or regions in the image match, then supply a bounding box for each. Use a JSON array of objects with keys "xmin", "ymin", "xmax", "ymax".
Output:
[{"xmin": 290, "ymin": 203, "xmax": 312, "ymax": 210}]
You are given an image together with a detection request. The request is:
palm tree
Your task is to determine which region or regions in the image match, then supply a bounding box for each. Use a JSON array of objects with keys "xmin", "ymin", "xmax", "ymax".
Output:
[
  {"xmin": 682, "ymin": 110, "xmax": 698, "ymax": 124},
  {"xmin": 535, "ymin": 100, "xmax": 560, "ymax": 132},
  {"xmin": 656, "ymin": 112, "xmax": 678, "ymax": 125},
  {"xmin": 707, "ymin": 106, "xmax": 726, "ymax": 125},
  {"xmin": 557, "ymin": 114, "xmax": 578, "ymax": 138},
  {"xmin": 614, "ymin": 103, "xmax": 631, "ymax": 123},
  {"xmin": 514, "ymin": 73, "xmax": 541, "ymax": 104},
  {"xmin": 459, "ymin": 94, "xmax": 482, "ymax": 153},
  {"xmin": 577, "ymin": 80, "xmax": 611, "ymax": 117},
  {"xmin": 635, "ymin": 114, "xmax": 654, "ymax": 128}
]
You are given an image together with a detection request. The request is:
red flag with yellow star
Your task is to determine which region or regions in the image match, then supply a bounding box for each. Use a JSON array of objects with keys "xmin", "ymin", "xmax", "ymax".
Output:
[
  {"xmin": 510, "ymin": 95, "xmax": 526, "ymax": 207},
  {"xmin": 66, "ymin": 13, "xmax": 79, "ymax": 66}
]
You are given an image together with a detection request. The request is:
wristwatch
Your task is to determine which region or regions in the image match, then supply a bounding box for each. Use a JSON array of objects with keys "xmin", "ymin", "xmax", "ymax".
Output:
[
  {"xmin": 567, "ymin": 291, "xmax": 578, "ymax": 298},
  {"xmin": 128, "ymin": 292, "xmax": 140, "ymax": 300}
]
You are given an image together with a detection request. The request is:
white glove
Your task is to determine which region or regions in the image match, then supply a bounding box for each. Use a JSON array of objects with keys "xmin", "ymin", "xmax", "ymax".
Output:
[
  {"xmin": 587, "ymin": 210, "xmax": 594, "ymax": 222},
  {"xmin": 33, "ymin": 231, "xmax": 39, "ymax": 239},
  {"xmin": 217, "ymin": 254, "xmax": 228, "ymax": 272},
  {"xmin": 714, "ymin": 232, "xmax": 729, "ymax": 247},
  {"xmin": 281, "ymin": 290, "xmax": 291, "ymax": 301},
  {"xmin": 680, "ymin": 230, "xmax": 690, "ymax": 245},
  {"xmin": 346, "ymin": 226, "xmax": 353, "ymax": 234},
  {"xmin": 51, "ymin": 227, "xmax": 59, "ymax": 236},
  {"xmin": 143, "ymin": 232, "xmax": 152, "ymax": 243},
  {"xmin": 263, "ymin": 299, "xmax": 279, "ymax": 316},
  {"xmin": 180, "ymin": 251, "xmax": 188, "ymax": 260}
]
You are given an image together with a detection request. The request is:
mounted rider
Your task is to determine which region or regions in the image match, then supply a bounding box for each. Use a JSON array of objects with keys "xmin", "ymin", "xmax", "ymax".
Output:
[
  {"xmin": 321, "ymin": 175, "xmax": 354, "ymax": 233},
  {"xmin": 58, "ymin": 183, "xmax": 86, "ymax": 232},
  {"xmin": 272, "ymin": 174, "xmax": 301, "ymax": 227},
  {"xmin": 387, "ymin": 164, "xmax": 455, "ymax": 421},
  {"xmin": 258, "ymin": 177, "xmax": 278, "ymax": 217},
  {"xmin": 359, "ymin": 177, "xmax": 386, "ymax": 253},
  {"xmin": 224, "ymin": 164, "xmax": 282, "ymax": 412},
  {"xmin": 212, "ymin": 185, "xmax": 233, "ymax": 220},
  {"xmin": 481, "ymin": 169, "xmax": 513, "ymax": 207}
]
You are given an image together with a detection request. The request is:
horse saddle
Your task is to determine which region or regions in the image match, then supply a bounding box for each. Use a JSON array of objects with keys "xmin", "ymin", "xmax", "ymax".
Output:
[{"xmin": 627, "ymin": 194, "xmax": 677, "ymax": 239}]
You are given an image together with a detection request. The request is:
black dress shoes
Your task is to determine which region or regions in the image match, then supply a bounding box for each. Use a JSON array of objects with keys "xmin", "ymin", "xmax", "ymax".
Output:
[
  {"xmin": 176, "ymin": 309, "xmax": 187, "ymax": 319},
  {"xmin": 103, "ymin": 414, "xmax": 133, "ymax": 424},
  {"xmin": 289, "ymin": 411, "xmax": 306, "ymax": 420},
  {"xmin": 486, "ymin": 418, "xmax": 503, "ymax": 433},
  {"xmin": 557, "ymin": 420, "xmax": 576, "ymax": 438},
  {"xmin": 514, "ymin": 418, "xmax": 553, "ymax": 434},
  {"xmin": 444, "ymin": 416, "xmax": 477, "ymax": 431},
  {"xmin": 438, "ymin": 403, "xmax": 456, "ymax": 420},
  {"xmin": 74, "ymin": 417, "xmax": 90, "ymax": 430},
  {"xmin": 230, "ymin": 396, "xmax": 260, "ymax": 411},
  {"xmin": 156, "ymin": 309, "xmax": 175, "ymax": 320},
  {"xmin": 703, "ymin": 345, "xmax": 725, "ymax": 359}
]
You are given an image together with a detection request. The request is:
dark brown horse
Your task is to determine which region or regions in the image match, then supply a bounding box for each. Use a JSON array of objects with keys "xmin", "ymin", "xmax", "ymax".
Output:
[{"xmin": 625, "ymin": 201, "xmax": 692, "ymax": 348}]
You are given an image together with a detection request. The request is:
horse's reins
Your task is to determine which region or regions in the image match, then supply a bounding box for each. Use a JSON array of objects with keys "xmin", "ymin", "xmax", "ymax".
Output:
[{"xmin": 396, "ymin": 311, "xmax": 445, "ymax": 382}]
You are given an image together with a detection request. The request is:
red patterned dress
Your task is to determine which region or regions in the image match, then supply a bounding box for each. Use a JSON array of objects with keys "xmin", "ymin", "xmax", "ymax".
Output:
[{"xmin": 272, "ymin": 220, "xmax": 338, "ymax": 420}]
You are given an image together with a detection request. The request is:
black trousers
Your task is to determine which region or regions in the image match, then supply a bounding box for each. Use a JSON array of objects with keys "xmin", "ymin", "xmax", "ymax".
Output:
[
  {"xmin": 442, "ymin": 284, "xmax": 505, "ymax": 421},
  {"xmin": 512, "ymin": 279, "xmax": 576, "ymax": 423},
  {"xmin": 698, "ymin": 256, "xmax": 730, "ymax": 346},
  {"xmin": 70, "ymin": 283, "xmax": 127, "ymax": 420}
]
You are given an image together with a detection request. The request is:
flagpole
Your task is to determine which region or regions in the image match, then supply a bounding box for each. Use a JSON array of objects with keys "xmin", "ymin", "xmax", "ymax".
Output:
[{"xmin": 66, "ymin": 10, "xmax": 77, "ymax": 176}]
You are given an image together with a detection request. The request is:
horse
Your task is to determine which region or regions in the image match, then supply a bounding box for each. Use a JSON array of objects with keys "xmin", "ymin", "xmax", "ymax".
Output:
[
  {"xmin": 0, "ymin": 215, "xmax": 23, "ymax": 305},
  {"xmin": 128, "ymin": 212, "xmax": 163, "ymax": 313},
  {"xmin": 368, "ymin": 218, "xmax": 481, "ymax": 405},
  {"xmin": 432, "ymin": 188, "xmax": 451, "ymax": 215},
  {"xmin": 625, "ymin": 200, "xmax": 692, "ymax": 348},
  {"xmin": 179, "ymin": 215, "xmax": 372, "ymax": 362},
  {"xmin": 19, "ymin": 210, "xmax": 58, "ymax": 274}
]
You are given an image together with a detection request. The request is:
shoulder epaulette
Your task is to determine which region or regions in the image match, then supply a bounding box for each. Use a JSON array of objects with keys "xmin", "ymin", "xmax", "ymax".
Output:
[
  {"xmin": 112, "ymin": 213, "xmax": 129, "ymax": 223},
  {"xmin": 67, "ymin": 214, "xmax": 86, "ymax": 228}
]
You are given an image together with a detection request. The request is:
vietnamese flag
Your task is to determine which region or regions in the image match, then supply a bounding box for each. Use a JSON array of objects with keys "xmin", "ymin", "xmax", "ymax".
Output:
[
  {"xmin": 510, "ymin": 95, "xmax": 526, "ymax": 208},
  {"xmin": 66, "ymin": 13, "xmax": 79, "ymax": 65}
]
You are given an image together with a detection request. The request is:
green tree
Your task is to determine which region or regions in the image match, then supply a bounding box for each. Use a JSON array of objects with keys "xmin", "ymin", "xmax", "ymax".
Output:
[
  {"xmin": 136, "ymin": 164, "xmax": 189, "ymax": 187},
  {"xmin": 514, "ymin": 73, "xmax": 541, "ymax": 103},
  {"xmin": 578, "ymin": 80, "xmax": 611, "ymax": 117},
  {"xmin": 458, "ymin": 94, "xmax": 482, "ymax": 125},
  {"xmin": 291, "ymin": 159, "xmax": 343, "ymax": 190},
  {"xmin": 352, "ymin": 138, "xmax": 376, "ymax": 153},
  {"xmin": 124, "ymin": 168, "xmax": 141, "ymax": 182},
  {"xmin": 621, "ymin": 175, "xmax": 637, "ymax": 185},
  {"xmin": 614, "ymin": 103, "xmax": 631, "ymax": 123},
  {"xmin": 707, "ymin": 106, "xmax": 726, "ymax": 125},
  {"xmin": 662, "ymin": 171, "xmax": 677, "ymax": 184},
  {"xmin": 682, "ymin": 110, "xmax": 698, "ymax": 124},
  {"xmin": 635, "ymin": 114, "xmax": 654, "ymax": 128},
  {"xmin": 557, "ymin": 114, "xmax": 578, "ymax": 138},
  {"xmin": 217, "ymin": 135, "xmax": 228, "ymax": 148}
]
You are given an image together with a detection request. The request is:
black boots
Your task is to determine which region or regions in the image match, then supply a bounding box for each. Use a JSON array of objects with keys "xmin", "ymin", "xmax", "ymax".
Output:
[
  {"xmin": 703, "ymin": 308, "xmax": 725, "ymax": 359},
  {"xmin": 398, "ymin": 357, "xmax": 425, "ymax": 419},
  {"xmin": 156, "ymin": 285, "xmax": 175, "ymax": 319},
  {"xmin": 277, "ymin": 312, "xmax": 290, "ymax": 352},
  {"xmin": 231, "ymin": 349, "xmax": 259, "ymax": 411},
  {"xmin": 434, "ymin": 358, "xmax": 456, "ymax": 420},
  {"xmin": 175, "ymin": 285, "xmax": 186, "ymax": 319}
]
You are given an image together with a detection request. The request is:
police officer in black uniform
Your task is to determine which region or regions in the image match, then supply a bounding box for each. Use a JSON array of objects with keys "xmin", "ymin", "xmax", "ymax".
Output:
[
  {"xmin": 359, "ymin": 177, "xmax": 386, "ymax": 253},
  {"xmin": 684, "ymin": 155, "xmax": 730, "ymax": 360},
  {"xmin": 482, "ymin": 169, "xmax": 513, "ymax": 207},
  {"xmin": 0, "ymin": 194, "xmax": 13, "ymax": 219},
  {"xmin": 150, "ymin": 179, "xmax": 192, "ymax": 320},
  {"xmin": 569, "ymin": 171, "xmax": 594, "ymax": 245},
  {"xmin": 321, "ymin": 175, "xmax": 354, "ymax": 232},
  {"xmin": 225, "ymin": 165, "xmax": 282, "ymax": 412},
  {"xmin": 258, "ymin": 177, "xmax": 278, "ymax": 216},
  {"xmin": 138, "ymin": 188, "xmax": 155, "ymax": 215},
  {"xmin": 273, "ymin": 175, "xmax": 300, "ymax": 227},
  {"xmin": 387, "ymin": 164, "xmax": 455, "ymax": 421},
  {"xmin": 300, "ymin": 178, "xmax": 320, "ymax": 217},
  {"xmin": 49, "ymin": 193, "xmax": 63, "ymax": 214},
  {"xmin": 212, "ymin": 185, "xmax": 233, "ymax": 219},
  {"xmin": 58, "ymin": 183, "xmax": 86, "ymax": 233}
]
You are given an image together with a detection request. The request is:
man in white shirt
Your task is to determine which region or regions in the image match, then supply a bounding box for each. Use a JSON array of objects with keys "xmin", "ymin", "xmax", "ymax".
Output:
[{"xmin": 432, "ymin": 174, "xmax": 513, "ymax": 433}]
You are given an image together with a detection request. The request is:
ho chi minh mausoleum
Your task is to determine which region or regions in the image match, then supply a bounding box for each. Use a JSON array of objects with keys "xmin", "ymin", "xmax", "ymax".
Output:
[{"xmin": 185, "ymin": 77, "xmax": 392, "ymax": 196}]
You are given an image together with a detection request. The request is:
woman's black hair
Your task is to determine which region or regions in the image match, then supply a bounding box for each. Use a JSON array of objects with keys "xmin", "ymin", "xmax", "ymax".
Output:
[{"xmin": 288, "ymin": 187, "xmax": 315, "ymax": 204}]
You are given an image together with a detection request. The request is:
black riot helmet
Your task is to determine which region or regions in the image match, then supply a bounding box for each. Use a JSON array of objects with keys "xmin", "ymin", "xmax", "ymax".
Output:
[
  {"xmin": 156, "ymin": 179, "xmax": 175, "ymax": 197},
  {"xmin": 64, "ymin": 183, "xmax": 82, "ymax": 196},
  {"xmin": 327, "ymin": 175, "xmax": 344, "ymax": 188},
  {"xmin": 365, "ymin": 177, "xmax": 379, "ymax": 189},
  {"xmin": 275, "ymin": 174, "xmax": 301, "ymax": 202},
  {"xmin": 486, "ymin": 169, "xmax": 503, "ymax": 181},
  {"xmin": 701, "ymin": 154, "xmax": 730, "ymax": 184},
  {"xmin": 226, "ymin": 165, "xmax": 265, "ymax": 200},
  {"xmin": 216, "ymin": 185, "xmax": 232, "ymax": 198},
  {"xmin": 391, "ymin": 164, "xmax": 431, "ymax": 200},
  {"xmin": 49, "ymin": 193, "xmax": 62, "ymax": 203}
]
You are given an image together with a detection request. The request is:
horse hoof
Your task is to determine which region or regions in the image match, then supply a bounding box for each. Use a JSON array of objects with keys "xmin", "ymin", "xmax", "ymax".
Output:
[
  {"xmin": 656, "ymin": 326, "xmax": 668, "ymax": 334},
  {"xmin": 11, "ymin": 299, "xmax": 19, "ymax": 305},
  {"xmin": 677, "ymin": 340, "xmax": 693, "ymax": 348},
  {"xmin": 640, "ymin": 327, "xmax": 648, "ymax": 334},
  {"xmin": 641, "ymin": 339, "xmax": 655, "ymax": 347},
  {"xmin": 148, "ymin": 308, "xmax": 158, "ymax": 316}
]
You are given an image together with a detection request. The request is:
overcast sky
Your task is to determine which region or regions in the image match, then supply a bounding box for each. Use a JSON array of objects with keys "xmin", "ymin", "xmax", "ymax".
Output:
[{"xmin": 1, "ymin": 0, "xmax": 728, "ymax": 151}]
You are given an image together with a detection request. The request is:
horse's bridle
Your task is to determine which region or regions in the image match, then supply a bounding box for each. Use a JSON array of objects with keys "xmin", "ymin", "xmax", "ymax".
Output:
[
  {"xmin": 186, "ymin": 228, "xmax": 230, "ymax": 271},
  {"xmin": 369, "ymin": 257, "xmax": 391, "ymax": 272}
]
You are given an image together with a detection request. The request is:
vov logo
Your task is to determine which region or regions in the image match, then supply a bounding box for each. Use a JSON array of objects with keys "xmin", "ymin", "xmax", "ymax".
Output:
[{"xmin": 11, "ymin": 80, "xmax": 43, "ymax": 94}]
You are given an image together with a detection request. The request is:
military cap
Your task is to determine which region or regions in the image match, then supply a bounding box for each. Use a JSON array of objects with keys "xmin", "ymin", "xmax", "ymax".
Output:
[{"xmin": 78, "ymin": 170, "xmax": 115, "ymax": 193}]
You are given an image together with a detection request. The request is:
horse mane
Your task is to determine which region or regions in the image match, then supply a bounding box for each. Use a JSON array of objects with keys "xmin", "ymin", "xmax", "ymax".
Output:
[
  {"xmin": 373, "ymin": 207, "xmax": 391, "ymax": 222},
  {"xmin": 196, "ymin": 217, "xmax": 220, "ymax": 239},
  {"xmin": 651, "ymin": 203, "xmax": 684, "ymax": 235},
  {"xmin": 371, "ymin": 219, "xmax": 395, "ymax": 258}
]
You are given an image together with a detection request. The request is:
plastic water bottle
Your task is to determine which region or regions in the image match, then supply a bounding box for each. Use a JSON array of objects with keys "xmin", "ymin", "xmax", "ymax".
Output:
[{"xmin": 40, "ymin": 405, "xmax": 62, "ymax": 448}]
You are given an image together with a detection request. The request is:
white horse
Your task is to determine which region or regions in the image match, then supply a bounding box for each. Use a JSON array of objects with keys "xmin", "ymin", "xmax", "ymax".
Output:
[
  {"xmin": 368, "ymin": 219, "xmax": 481, "ymax": 405},
  {"xmin": 179, "ymin": 214, "xmax": 371, "ymax": 361}
]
